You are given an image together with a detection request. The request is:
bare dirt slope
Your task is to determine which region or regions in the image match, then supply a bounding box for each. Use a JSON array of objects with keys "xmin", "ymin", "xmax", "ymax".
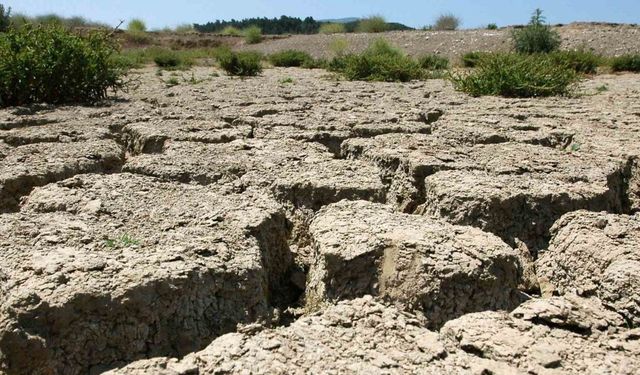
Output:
[
  {"xmin": 1, "ymin": 66, "xmax": 639, "ymax": 374},
  {"xmin": 237, "ymin": 23, "xmax": 640, "ymax": 59}
]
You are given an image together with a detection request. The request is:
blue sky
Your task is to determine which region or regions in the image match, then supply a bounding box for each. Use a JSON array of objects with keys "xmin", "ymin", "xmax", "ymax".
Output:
[{"xmin": 5, "ymin": 1, "xmax": 639, "ymax": 29}]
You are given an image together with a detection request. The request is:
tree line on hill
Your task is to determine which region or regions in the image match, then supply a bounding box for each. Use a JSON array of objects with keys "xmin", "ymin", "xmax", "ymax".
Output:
[{"xmin": 193, "ymin": 15, "xmax": 412, "ymax": 34}]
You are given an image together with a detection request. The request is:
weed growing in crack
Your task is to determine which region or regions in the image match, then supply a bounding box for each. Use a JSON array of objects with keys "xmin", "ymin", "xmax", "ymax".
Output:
[{"xmin": 105, "ymin": 234, "xmax": 140, "ymax": 249}]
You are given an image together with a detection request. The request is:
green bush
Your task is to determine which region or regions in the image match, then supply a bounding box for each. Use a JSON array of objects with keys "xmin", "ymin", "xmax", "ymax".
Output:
[
  {"xmin": 513, "ymin": 9, "xmax": 560, "ymax": 54},
  {"xmin": 1, "ymin": 4, "xmax": 10, "ymax": 32},
  {"xmin": 356, "ymin": 16, "xmax": 389, "ymax": 33},
  {"xmin": 127, "ymin": 19, "xmax": 147, "ymax": 32},
  {"xmin": 487, "ymin": 23, "xmax": 498, "ymax": 30},
  {"xmin": 244, "ymin": 26, "xmax": 262, "ymax": 44},
  {"xmin": 0, "ymin": 24, "xmax": 126, "ymax": 106},
  {"xmin": 319, "ymin": 23, "xmax": 346, "ymax": 34},
  {"xmin": 610, "ymin": 54, "xmax": 640, "ymax": 72},
  {"xmin": 153, "ymin": 49, "xmax": 193, "ymax": 69},
  {"xmin": 220, "ymin": 26, "xmax": 241, "ymax": 36},
  {"xmin": 329, "ymin": 39, "xmax": 423, "ymax": 82},
  {"xmin": 418, "ymin": 54, "xmax": 449, "ymax": 70},
  {"xmin": 217, "ymin": 49, "xmax": 262, "ymax": 76},
  {"xmin": 549, "ymin": 50, "xmax": 601, "ymax": 74},
  {"xmin": 434, "ymin": 14, "xmax": 461, "ymax": 31},
  {"xmin": 269, "ymin": 50, "xmax": 313, "ymax": 67},
  {"xmin": 462, "ymin": 51, "xmax": 489, "ymax": 67},
  {"xmin": 450, "ymin": 53, "xmax": 578, "ymax": 98}
]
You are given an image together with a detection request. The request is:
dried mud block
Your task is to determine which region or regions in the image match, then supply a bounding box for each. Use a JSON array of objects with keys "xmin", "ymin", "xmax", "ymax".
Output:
[
  {"xmin": 107, "ymin": 297, "xmax": 457, "ymax": 375},
  {"xmin": 0, "ymin": 140, "xmax": 124, "ymax": 212},
  {"xmin": 536, "ymin": 211, "xmax": 640, "ymax": 326},
  {"xmin": 306, "ymin": 200, "xmax": 521, "ymax": 328},
  {"xmin": 421, "ymin": 170, "xmax": 619, "ymax": 251},
  {"xmin": 0, "ymin": 174, "xmax": 293, "ymax": 375},
  {"xmin": 123, "ymin": 120, "xmax": 252, "ymax": 154},
  {"xmin": 0, "ymin": 121, "xmax": 111, "ymax": 146},
  {"xmin": 125, "ymin": 139, "xmax": 386, "ymax": 209},
  {"xmin": 441, "ymin": 295, "xmax": 639, "ymax": 374}
]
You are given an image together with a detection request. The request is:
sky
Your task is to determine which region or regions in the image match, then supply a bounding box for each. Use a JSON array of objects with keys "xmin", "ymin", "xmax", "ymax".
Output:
[{"xmin": 5, "ymin": 1, "xmax": 639, "ymax": 30}]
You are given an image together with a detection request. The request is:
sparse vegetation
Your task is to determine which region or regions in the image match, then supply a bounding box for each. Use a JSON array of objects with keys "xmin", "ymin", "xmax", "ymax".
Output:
[
  {"xmin": 116, "ymin": 47, "xmax": 224, "ymax": 69},
  {"xmin": 105, "ymin": 234, "xmax": 140, "ymax": 248},
  {"xmin": 243, "ymin": 25, "xmax": 263, "ymax": 44},
  {"xmin": 127, "ymin": 19, "xmax": 147, "ymax": 33},
  {"xmin": 610, "ymin": 54, "xmax": 640, "ymax": 72},
  {"xmin": 462, "ymin": 51, "xmax": 489, "ymax": 67},
  {"xmin": 487, "ymin": 23, "xmax": 498, "ymax": 30},
  {"xmin": 549, "ymin": 50, "xmax": 602, "ymax": 74},
  {"xmin": 329, "ymin": 38, "xmax": 349, "ymax": 57},
  {"xmin": 279, "ymin": 77, "xmax": 294, "ymax": 84},
  {"xmin": 153, "ymin": 49, "xmax": 193, "ymax": 69},
  {"xmin": 434, "ymin": 14, "xmax": 461, "ymax": 31},
  {"xmin": 451, "ymin": 53, "xmax": 578, "ymax": 97},
  {"xmin": 329, "ymin": 39, "xmax": 423, "ymax": 82},
  {"xmin": 356, "ymin": 16, "xmax": 389, "ymax": 33},
  {"xmin": 512, "ymin": 9, "xmax": 560, "ymax": 54},
  {"xmin": 0, "ymin": 24, "xmax": 126, "ymax": 107},
  {"xmin": 174, "ymin": 24, "xmax": 194, "ymax": 33},
  {"xmin": 319, "ymin": 23, "xmax": 346, "ymax": 34},
  {"xmin": 269, "ymin": 50, "xmax": 314, "ymax": 67},
  {"xmin": 418, "ymin": 54, "xmax": 449, "ymax": 70},
  {"xmin": 220, "ymin": 26, "xmax": 242, "ymax": 36},
  {"xmin": 217, "ymin": 49, "xmax": 262, "ymax": 76}
]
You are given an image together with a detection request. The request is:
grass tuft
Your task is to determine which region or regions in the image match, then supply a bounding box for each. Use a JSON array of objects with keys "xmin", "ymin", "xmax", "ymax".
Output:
[{"xmin": 243, "ymin": 25, "xmax": 263, "ymax": 44}]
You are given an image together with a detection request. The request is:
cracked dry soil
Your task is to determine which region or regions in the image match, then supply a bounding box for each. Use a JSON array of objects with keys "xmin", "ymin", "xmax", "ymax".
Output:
[{"xmin": 0, "ymin": 67, "xmax": 639, "ymax": 374}]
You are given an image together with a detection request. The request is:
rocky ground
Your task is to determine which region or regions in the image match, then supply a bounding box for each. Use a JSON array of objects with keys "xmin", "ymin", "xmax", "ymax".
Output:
[{"xmin": 0, "ymin": 65, "xmax": 639, "ymax": 374}]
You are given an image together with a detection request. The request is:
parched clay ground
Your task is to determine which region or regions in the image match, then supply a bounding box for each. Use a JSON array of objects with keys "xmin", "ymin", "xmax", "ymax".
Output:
[{"xmin": 1, "ymin": 64, "xmax": 640, "ymax": 374}]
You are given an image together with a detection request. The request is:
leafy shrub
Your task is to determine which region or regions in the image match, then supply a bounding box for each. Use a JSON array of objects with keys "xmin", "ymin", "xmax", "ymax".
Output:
[
  {"xmin": 217, "ymin": 49, "xmax": 262, "ymax": 76},
  {"xmin": 434, "ymin": 14, "xmax": 460, "ymax": 31},
  {"xmin": 462, "ymin": 51, "xmax": 489, "ymax": 67},
  {"xmin": 356, "ymin": 16, "xmax": 389, "ymax": 33},
  {"xmin": 1, "ymin": 4, "xmax": 10, "ymax": 32},
  {"xmin": 329, "ymin": 39, "xmax": 423, "ymax": 82},
  {"xmin": 418, "ymin": 54, "xmax": 449, "ymax": 70},
  {"xmin": 243, "ymin": 26, "xmax": 263, "ymax": 44},
  {"xmin": 319, "ymin": 23, "xmax": 346, "ymax": 34},
  {"xmin": 450, "ymin": 53, "xmax": 578, "ymax": 97},
  {"xmin": 269, "ymin": 50, "xmax": 313, "ymax": 67},
  {"xmin": 487, "ymin": 23, "xmax": 498, "ymax": 30},
  {"xmin": 512, "ymin": 9, "xmax": 560, "ymax": 54},
  {"xmin": 127, "ymin": 19, "xmax": 147, "ymax": 32},
  {"xmin": 0, "ymin": 24, "xmax": 126, "ymax": 106},
  {"xmin": 220, "ymin": 26, "xmax": 241, "ymax": 36},
  {"xmin": 549, "ymin": 50, "xmax": 601, "ymax": 74},
  {"xmin": 153, "ymin": 49, "xmax": 193, "ymax": 69},
  {"xmin": 610, "ymin": 54, "xmax": 640, "ymax": 72}
]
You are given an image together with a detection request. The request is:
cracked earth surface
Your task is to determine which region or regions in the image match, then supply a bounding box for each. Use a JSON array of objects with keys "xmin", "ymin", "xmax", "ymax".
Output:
[{"xmin": 1, "ymin": 67, "xmax": 639, "ymax": 374}]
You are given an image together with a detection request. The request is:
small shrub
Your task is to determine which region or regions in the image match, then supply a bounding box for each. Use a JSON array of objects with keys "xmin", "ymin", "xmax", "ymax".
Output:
[
  {"xmin": 356, "ymin": 16, "xmax": 389, "ymax": 33},
  {"xmin": 319, "ymin": 23, "xmax": 346, "ymax": 34},
  {"xmin": 329, "ymin": 39, "xmax": 423, "ymax": 82},
  {"xmin": 217, "ymin": 49, "xmax": 262, "ymax": 76},
  {"xmin": 243, "ymin": 26, "xmax": 262, "ymax": 44},
  {"xmin": 610, "ymin": 54, "xmax": 640, "ymax": 72},
  {"xmin": 220, "ymin": 26, "xmax": 241, "ymax": 36},
  {"xmin": 153, "ymin": 49, "xmax": 193, "ymax": 69},
  {"xmin": 175, "ymin": 24, "xmax": 194, "ymax": 33},
  {"xmin": 127, "ymin": 19, "xmax": 147, "ymax": 33},
  {"xmin": 1, "ymin": 4, "xmax": 10, "ymax": 32},
  {"xmin": 0, "ymin": 24, "xmax": 126, "ymax": 106},
  {"xmin": 329, "ymin": 38, "xmax": 349, "ymax": 57},
  {"xmin": 487, "ymin": 23, "xmax": 498, "ymax": 30},
  {"xmin": 269, "ymin": 50, "xmax": 313, "ymax": 67},
  {"xmin": 450, "ymin": 53, "xmax": 578, "ymax": 98},
  {"xmin": 462, "ymin": 51, "xmax": 489, "ymax": 67},
  {"xmin": 549, "ymin": 50, "xmax": 601, "ymax": 74},
  {"xmin": 434, "ymin": 14, "xmax": 461, "ymax": 31},
  {"xmin": 512, "ymin": 9, "xmax": 560, "ymax": 54},
  {"xmin": 418, "ymin": 54, "xmax": 449, "ymax": 70}
]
